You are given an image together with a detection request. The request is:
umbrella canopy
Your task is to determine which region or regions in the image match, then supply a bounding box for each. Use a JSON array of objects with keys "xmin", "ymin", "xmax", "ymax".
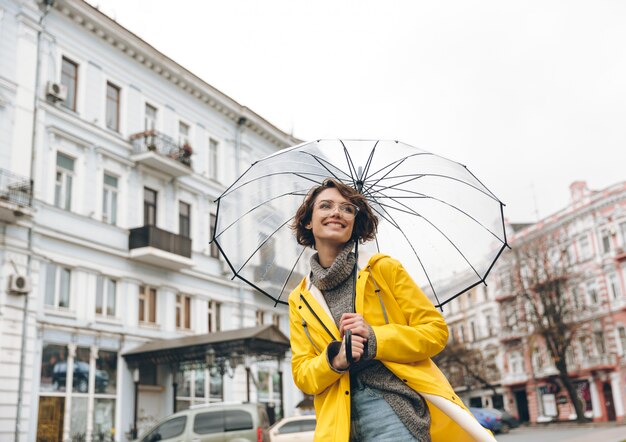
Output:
[{"xmin": 213, "ymin": 139, "xmax": 508, "ymax": 308}]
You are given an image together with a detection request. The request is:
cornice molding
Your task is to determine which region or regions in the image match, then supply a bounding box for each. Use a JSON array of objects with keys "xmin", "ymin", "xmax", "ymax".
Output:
[{"xmin": 51, "ymin": 0, "xmax": 301, "ymax": 149}]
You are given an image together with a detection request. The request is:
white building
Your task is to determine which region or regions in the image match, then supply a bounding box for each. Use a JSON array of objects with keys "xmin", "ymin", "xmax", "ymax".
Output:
[{"xmin": 0, "ymin": 0, "xmax": 301, "ymax": 440}]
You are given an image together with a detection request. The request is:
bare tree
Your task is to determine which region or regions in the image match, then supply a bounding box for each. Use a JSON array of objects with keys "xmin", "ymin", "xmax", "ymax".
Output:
[
  {"xmin": 435, "ymin": 340, "xmax": 499, "ymax": 396},
  {"xmin": 510, "ymin": 233, "xmax": 589, "ymax": 422}
]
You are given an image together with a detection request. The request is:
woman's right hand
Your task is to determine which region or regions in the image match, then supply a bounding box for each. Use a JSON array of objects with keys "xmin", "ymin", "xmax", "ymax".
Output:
[{"xmin": 332, "ymin": 333, "xmax": 366, "ymax": 370}]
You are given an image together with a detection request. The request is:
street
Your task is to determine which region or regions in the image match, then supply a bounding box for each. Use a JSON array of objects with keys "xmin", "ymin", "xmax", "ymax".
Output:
[{"xmin": 496, "ymin": 424, "xmax": 626, "ymax": 442}]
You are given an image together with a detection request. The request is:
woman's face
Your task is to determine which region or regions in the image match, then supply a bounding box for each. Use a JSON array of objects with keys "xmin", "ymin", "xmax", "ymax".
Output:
[{"xmin": 306, "ymin": 188, "xmax": 356, "ymax": 248}]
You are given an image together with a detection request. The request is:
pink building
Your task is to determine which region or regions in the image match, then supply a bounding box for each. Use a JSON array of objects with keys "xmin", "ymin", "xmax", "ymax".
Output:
[{"xmin": 494, "ymin": 181, "xmax": 626, "ymax": 423}]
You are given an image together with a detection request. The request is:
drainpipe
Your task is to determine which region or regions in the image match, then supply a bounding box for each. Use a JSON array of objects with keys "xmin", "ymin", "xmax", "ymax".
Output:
[
  {"xmin": 235, "ymin": 115, "xmax": 247, "ymax": 328},
  {"xmin": 15, "ymin": 2, "xmax": 55, "ymax": 441}
]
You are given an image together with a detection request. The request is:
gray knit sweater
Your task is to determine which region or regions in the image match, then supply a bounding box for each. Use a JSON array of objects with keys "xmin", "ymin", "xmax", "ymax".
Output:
[{"xmin": 310, "ymin": 242, "xmax": 431, "ymax": 441}]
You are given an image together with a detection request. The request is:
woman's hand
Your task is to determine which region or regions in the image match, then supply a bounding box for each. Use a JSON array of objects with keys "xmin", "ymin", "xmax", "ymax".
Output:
[
  {"xmin": 332, "ymin": 332, "xmax": 367, "ymax": 370},
  {"xmin": 339, "ymin": 313, "xmax": 370, "ymax": 339}
]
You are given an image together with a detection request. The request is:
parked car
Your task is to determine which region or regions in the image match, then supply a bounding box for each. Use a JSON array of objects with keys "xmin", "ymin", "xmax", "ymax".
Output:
[
  {"xmin": 136, "ymin": 402, "xmax": 271, "ymax": 442},
  {"xmin": 52, "ymin": 360, "xmax": 109, "ymax": 393},
  {"xmin": 269, "ymin": 415, "xmax": 316, "ymax": 442},
  {"xmin": 483, "ymin": 407, "xmax": 520, "ymax": 433},
  {"xmin": 469, "ymin": 407, "xmax": 502, "ymax": 434}
]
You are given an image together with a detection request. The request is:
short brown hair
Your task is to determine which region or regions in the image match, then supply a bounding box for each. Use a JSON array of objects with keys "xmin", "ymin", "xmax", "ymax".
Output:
[{"xmin": 291, "ymin": 178, "xmax": 378, "ymax": 247}]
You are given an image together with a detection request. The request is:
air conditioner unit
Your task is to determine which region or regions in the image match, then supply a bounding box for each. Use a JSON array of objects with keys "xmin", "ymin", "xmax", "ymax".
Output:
[
  {"xmin": 9, "ymin": 274, "xmax": 31, "ymax": 295},
  {"xmin": 46, "ymin": 81, "xmax": 68, "ymax": 103}
]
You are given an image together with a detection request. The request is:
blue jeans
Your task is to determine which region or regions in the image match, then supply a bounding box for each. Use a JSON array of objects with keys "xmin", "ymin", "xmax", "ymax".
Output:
[{"xmin": 350, "ymin": 378, "xmax": 418, "ymax": 441}]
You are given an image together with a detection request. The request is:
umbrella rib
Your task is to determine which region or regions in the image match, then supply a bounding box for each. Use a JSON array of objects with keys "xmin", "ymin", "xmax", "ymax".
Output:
[
  {"xmin": 365, "ymin": 152, "xmax": 434, "ymax": 181},
  {"xmin": 361, "ymin": 140, "xmax": 380, "ymax": 185},
  {"xmin": 365, "ymin": 195, "xmax": 441, "ymax": 306},
  {"xmin": 301, "ymin": 152, "xmax": 353, "ymax": 183},
  {"xmin": 339, "ymin": 140, "xmax": 358, "ymax": 187},
  {"xmin": 363, "ymin": 156, "xmax": 418, "ymax": 196},
  {"xmin": 234, "ymin": 217, "xmax": 294, "ymax": 276},
  {"xmin": 369, "ymin": 173, "xmax": 501, "ymax": 203},
  {"xmin": 375, "ymin": 198, "xmax": 483, "ymax": 280},
  {"xmin": 275, "ymin": 245, "xmax": 308, "ymax": 306},
  {"xmin": 220, "ymin": 168, "xmax": 332, "ymax": 199},
  {"xmin": 366, "ymin": 187, "xmax": 505, "ymax": 244},
  {"xmin": 215, "ymin": 187, "xmax": 312, "ymax": 240}
]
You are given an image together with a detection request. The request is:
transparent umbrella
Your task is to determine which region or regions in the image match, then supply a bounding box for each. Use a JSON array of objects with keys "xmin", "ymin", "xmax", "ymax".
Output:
[{"xmin": 213, "ymin": 139, "xmax": 508, "ymax": 308}]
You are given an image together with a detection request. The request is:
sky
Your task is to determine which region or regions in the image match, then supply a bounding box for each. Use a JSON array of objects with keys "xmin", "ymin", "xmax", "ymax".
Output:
[{"xmin": 88, "ymin": 0, "xmax": 626, "ymax": 222}]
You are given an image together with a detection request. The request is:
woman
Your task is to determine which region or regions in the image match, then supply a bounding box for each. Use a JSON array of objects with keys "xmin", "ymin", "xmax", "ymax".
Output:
[{"xmin": 288, "ymin": 178, "xmax": 495, "ymax": 441}]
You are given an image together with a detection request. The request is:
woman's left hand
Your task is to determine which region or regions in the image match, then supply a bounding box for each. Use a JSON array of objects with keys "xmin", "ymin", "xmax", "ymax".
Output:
[{"xmin": 339, "ymin": 313, "xmax": 370, "ymax": 339}]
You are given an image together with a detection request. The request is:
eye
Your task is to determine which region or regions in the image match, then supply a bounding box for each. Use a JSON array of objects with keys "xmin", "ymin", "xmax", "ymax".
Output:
[
  {"xmin": 318, "ymin": 201, "xmax": 332, "ymax": 210},
  {"xmin": 341, "ymin": 204, "xmax": 357, "ymax": 215}
]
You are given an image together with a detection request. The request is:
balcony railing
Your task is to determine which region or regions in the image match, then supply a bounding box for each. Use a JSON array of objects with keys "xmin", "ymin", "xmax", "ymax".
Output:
[
  {"xmin": 0, "ymin": 168, "xmax": 33, "ymax": 207},
  {"xmin": 500, "ymin": 325, "xmax": 527, "ymax": 340},
  {"xmin": 501, "ymin": 372, "xmax": 528, "ymax": 385},
  {"xmin": 129, "ymin": 130, "xmax": 192, "ymax": 171},
  {"xmin": 579, "ymin": 354, "xmax": 616, "ymax": 370},
  {"xmin": 129, "ymin": 225, "xmax": 191, "ymax": 258}
]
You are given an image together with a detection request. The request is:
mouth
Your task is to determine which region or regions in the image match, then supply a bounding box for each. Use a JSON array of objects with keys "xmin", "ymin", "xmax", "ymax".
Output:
[{"xmin": 323, "ymin": 221, "xmax": 346, "ymax": 228}]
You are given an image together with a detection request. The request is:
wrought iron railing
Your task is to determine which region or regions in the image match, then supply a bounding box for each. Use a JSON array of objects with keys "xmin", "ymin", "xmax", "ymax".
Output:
[
  {"xmin": 129, "ymin": 130, "xmax": 192, "ymax": 167},
  {"xmin": 0, "ymin": 168, "xmax": 33, "ymax": 207},
  {"xmin": 129, "ymin": 225, "xmax": 192, "ymax": 258}
]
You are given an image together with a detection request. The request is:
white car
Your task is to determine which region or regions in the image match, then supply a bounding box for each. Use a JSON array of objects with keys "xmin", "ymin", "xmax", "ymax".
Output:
[{"xmin": 269, "ymin": 415, "xmax": 316, "ymax": 442}]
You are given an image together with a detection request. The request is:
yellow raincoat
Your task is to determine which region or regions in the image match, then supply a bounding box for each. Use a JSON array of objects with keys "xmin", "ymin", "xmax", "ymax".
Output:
[{"xmin": 289, "ymin": 253, "xmax": 493, "ymax": 441}]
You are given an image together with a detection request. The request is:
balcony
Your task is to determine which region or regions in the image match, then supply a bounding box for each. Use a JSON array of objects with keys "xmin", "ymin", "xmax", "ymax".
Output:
[
  {"xmin": 579, "ymin": 354, "xmax": 617, "ymax": 371},
  {"xmin": 0, "ymin": 169, "xmax": 34, "ymax": 222},
  {"xmin": 501, "ymin": 372, "xmax": 528, "ymax": 385},
  {"xmin": 533, "ymin": 364, "xmax": 559, "ymax": 378},
  {"xmin": 500, "ymin": 325, "xmax": 527, "ymax": 341},
  {"xmin": 129, "ymin": 225, "xmax": 193, "ymax": 270},
  {"xmin": 129, "ymin": 130, "xmax": 193, "ymax": 177},
  {"xmin": 615, "ymin": 246, "xmax": 626, "ymax": 262}
]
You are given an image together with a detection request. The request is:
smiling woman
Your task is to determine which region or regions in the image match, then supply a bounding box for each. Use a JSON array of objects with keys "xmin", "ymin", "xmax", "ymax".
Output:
[{"xmin": 287, "ymin": 178, "xmax": 496, "ymax": 442}]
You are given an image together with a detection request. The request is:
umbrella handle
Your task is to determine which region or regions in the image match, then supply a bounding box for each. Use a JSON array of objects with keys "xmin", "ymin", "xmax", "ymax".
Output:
[{"xmin": 345, "ymin": 329, "xmax": 353, "ymax": 365}]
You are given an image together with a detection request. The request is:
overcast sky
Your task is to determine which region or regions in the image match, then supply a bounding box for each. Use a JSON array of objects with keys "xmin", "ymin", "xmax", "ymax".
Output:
[{"xmin": 89, "ymin": 0, "xmax": 626, "ymax": 222}]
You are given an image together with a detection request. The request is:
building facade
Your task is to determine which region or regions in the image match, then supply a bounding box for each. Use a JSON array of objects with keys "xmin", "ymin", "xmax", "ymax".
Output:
[
  {"xmin": 0, "ymin": 0, "xmax": 301, "ymax": 440},
  {"xmin": 441, "ymin": 181, "xmax": 626, "ymax": 425},
  {"xmin": 494, "ymin": 181, "xmax": 626, "ymax": 424}
]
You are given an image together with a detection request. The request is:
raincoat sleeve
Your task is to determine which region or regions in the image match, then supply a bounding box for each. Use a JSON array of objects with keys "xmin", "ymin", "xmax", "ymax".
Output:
[
  {"xmin": 371, "ymin": 258, "xmax": 449, "ymax": 363},
  {"xmin": 289, "ymin": 293, "xmax": 344, "ymax": 395}
]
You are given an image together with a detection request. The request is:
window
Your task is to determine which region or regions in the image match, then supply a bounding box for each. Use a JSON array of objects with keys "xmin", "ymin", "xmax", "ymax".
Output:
[
  {"xmin": 105, "ymin": 82, "xmax": 120, "ymax": 131},
  {"xmin": 272, "ymin": 313, "xmax": 280, "ymax": 328},
  {"xmin": 139, "ymin": 362, "xmax": 157, "ymax": 385},
  {"xmin": 179, "ymin": 121, "xmax": 190, "ymax": 146},
  {"xmin": 620, "ymin": 221, "xmax": 626, "ymax": 248},
  {"xmin": 144, "ymin": 416, "xmax": 187, "ymax": 441},
  {"xmin": 256, "ymin": 310, "xmax": 265, "ymax": 326},
  {"xmin": 45, "ymin": 264, "xmax": 71, "ymax": 309},
  {"xmin": 37, "ymin": 344, "xmax": 118, "ymax": 442},
  {"xmin": 139, "ymin": 286, "xmax": 157, "ymax": 324},
  {"xmin": 194, "ymin": 411, "xmax": 222, "ymax": 434},
  {"xmin": 144, "ymin": 187, "xmax": 157, "ymax": 226},
  {"xmin": 102, "ymin": 173, "xmax": 118, "ymax": 225},
  {"xmin": 55, "ymin": 153, "xmax": 74, "ymax": 210},
  {"xmin": 449, "ymin": 326, "xmax": 455, "ymax": 343},
  {"xmin": 209, "ymin": 213, "xmax": 219, "ymax": 258},
  {"xmin": 144, "ymin": 103, "xmax": 157, "ymax": 131},
  {"xmin": 594, "ymin": 331, "xmax": 606, "ymax": 355},
  {"xmin": 470, "ymin": 321, "xmax": 477, "ymax": 342},
  {"xmin": 509, "ymin": 351, "xmax": 523, "ymax": 374},
  {"xmin": 571, "ymin": 286, "xmax": 582, "ymax": 310},
  {"xmin": 608, "ymin": 273, "xmax": 621, "ymax": 300},
  {"xmin": 601, "ymin": 230, "xmax": 611, "ymax": 254},
  {"xmin": 61, "ymin": 56, "xmax": 78, "ymax": 111},
  {"xmin": 208, "ymin": 300, "xmax": 221, "ymax": 332},
  {"xmin": 458, "ymin": 324, "xmax": 465, "ymax": 343},
  {"xmin": 485, "ymin": 315, "xmax": 494, "ymax": 337},
  {"xmin": 179, "ymin": 201, "xmax": 191, "ymax": 238},
  {"xmin": 579, "ymin": 235, "xmax": 592, "ymax": 260},
  {"xmin": 176, "ymin": 294, "xmax": 191, "ymax": 329},
  {"xmin": 586, "ymin": 281, "xmax": 598, "ymax": 305},
  {"xmin": 208, "ymin": 138, "xmax": 218, "ymax": 179},
  {"xmin": 96, "ymin": 276, "xmax": 117, "ymax": 317},
  {"xmin": 618, "ymin": 327, "xmax": 626, "ymax": 356}
]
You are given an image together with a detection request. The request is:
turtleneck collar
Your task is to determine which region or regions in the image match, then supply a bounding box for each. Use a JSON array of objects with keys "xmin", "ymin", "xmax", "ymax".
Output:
[{"xmin": 309, "ymin": 241, "xmax": 356, "ymax": 291}]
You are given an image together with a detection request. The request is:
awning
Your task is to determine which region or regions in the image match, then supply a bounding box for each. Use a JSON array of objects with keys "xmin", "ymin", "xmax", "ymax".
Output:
[{"xmin": 122, "ymin": 324, "xmax": 290, "ymax": 368}]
